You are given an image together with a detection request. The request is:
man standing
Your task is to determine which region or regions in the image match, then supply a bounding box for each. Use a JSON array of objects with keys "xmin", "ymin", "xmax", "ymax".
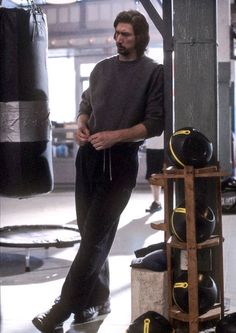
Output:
[
  {"xmin": 145, "ymin": 134, "xmax": 164, "ymax": 213},
  {"xmin": 32, "ymin": 9, "xmax": 164, "ymax": 332}
]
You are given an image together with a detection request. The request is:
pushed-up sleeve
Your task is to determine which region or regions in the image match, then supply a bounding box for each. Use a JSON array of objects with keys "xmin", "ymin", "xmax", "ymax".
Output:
[
  {"xmin": 78, "ymin": 88, "xmax": 92, "ymax": 117},
  {"xmin": 142, "ymin": 64, "xmax": 164, "ymax": 138}
]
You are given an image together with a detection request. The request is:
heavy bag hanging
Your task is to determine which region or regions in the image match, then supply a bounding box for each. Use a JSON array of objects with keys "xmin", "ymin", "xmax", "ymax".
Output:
[{"xmin": 0, "ymin": 6, "xmax": 54, "ymax": 197}]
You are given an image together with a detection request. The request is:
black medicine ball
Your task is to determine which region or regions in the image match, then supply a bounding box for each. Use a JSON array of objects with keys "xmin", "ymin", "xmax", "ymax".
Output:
[
  {"xmin": 168, "ymin": 127, "xmax": 213, "ymax": 168},
  {"xmin": 171, "ymin": 201, "xmax": 216, "ymax": 243},
  {"xmin": 126, "ymin": 311, "xmax": 173, "ymax": 333},
  {"xmin": 173, "ymin": 272, "xmax": 217, "ymax": 315},
  {"xmin": 215, "ymin": 312, "xmax": 236, "ymax": 333},
  {"xmin": 130, "ymin": 248, "xmax": 167, "ymax": 272}
]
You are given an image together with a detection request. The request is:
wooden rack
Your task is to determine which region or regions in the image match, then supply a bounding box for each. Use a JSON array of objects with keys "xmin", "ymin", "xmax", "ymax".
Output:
[{"xmin": 150, "ymin": 165, "xmax": 226, "ymax": 333}]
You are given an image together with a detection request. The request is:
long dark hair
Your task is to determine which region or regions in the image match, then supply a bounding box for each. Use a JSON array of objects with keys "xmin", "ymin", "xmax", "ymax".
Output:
[{"xmin": 113, "ymin": 10, "xmax": 150, "ymax": 58}]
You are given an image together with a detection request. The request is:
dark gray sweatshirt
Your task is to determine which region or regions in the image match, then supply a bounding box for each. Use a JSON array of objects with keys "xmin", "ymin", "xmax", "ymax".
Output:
[{"xmin": 78, "ymin": 55, "xmax": 164, "ymax": 138}]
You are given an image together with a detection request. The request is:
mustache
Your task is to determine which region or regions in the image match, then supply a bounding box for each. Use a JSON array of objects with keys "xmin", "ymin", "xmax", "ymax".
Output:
[
  {"xmin": 116, "ymin": 44, "xmax": 126, "ymax": 52},
  {"xmin": 116, "ymin": 43, "xmax": 125, "ymax": 48}
]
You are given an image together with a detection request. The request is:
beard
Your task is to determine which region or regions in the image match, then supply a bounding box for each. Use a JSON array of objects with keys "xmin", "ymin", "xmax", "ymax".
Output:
[{"xmin": 116, "ymin": 44, "xmax": 130, "ymax": 56}]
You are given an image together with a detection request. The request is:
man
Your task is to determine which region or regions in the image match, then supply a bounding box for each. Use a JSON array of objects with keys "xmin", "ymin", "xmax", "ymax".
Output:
[
  {"xmin": 145, "ymin": 134, "xmax": 164, "ymax": 213},
  {"xmin": 32, "ymin": 9, "xmax": 164, "ymax": 332}
]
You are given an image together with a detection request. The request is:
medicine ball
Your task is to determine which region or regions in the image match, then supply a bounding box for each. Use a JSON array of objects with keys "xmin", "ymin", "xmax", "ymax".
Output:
[
  {"xmin": 215, "ymin": 312, "xmax": 236, "ymax": 333},
  {"xmin": 134, "ymin": 241, "xmax": 166, "ymax": 258},
  {"xmin": 173, "ymin": 272, "xmax": 218, "ymax": 315},
  {"xmin": 130, "ymin": 248, "xmax": 167, "ymax": 272},
  {"xmin": 171, "ymin": 201, "xmax": 216, "ymax": 243},
  {"xmin": 168, "ymin": 127, "xmax": 213, "ymax": 168},
  {"xmin": 126, "ymin": 311, "xmax": 173, "ymax": 333}
]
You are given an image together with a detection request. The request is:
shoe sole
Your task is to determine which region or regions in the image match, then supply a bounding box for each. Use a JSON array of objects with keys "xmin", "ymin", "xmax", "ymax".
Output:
[
  {"xmin": 73, "ymin": 311, "xmax": 99, "ymax": 324},
  {"xmin": 146, "ymin": 208, "xmax": 162, "ymax": 213},
  {"xmin": 73, "ymin": 302, "xmax": 111, "ymax": 325},
  {"xmin": 32, "ymin": 318, "xmax": 50, "ymax": 332},
  {"xmin": 97, "ymin": 307, "xmax": 111, "ymax": 316},
  {"xmin": 32, "ymin": 318, "xmax": 41, "ymax": 331},
  {"xmin": 32, "ymin": 318, "xmax": 63, "ymax": 332}
]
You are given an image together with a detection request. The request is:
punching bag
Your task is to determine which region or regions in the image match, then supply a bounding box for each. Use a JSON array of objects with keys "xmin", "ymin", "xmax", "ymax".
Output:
[{"xmin": 0, "ymin": 6, "xmax": 54, "ymax": 197}]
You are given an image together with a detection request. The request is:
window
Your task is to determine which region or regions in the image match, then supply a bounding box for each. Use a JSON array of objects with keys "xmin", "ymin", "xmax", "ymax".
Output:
[
  {"xmin": 47, "ymin": 57, "xmax": 76, "ymax": 123},
  {"xmin": 80, "ymin": 63, "xmax": 96, "ymax": 93},
  {"xmin": 146, "ymin": 47, "xmax": 163, "ymax": 64}
]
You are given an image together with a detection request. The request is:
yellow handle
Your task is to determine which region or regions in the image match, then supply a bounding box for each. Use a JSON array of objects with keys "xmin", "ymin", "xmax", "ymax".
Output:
[
  {"xmin": 174, "ymin": 207, "xmax": 186, "ymax": 214},
  {"xmin": 169, "ymin": 137, "xmax": 185, "ymax": 167},
  {"xmin": 143, "ymin": 318, "xmax": 151, "ymax": 333},
  {"xmin": 174, "ymin": 282, "xmax": 188, "ymax": 288},
  {"xmin": 173, "ymin": 129, "xmax": 191, "ymax": 136}
]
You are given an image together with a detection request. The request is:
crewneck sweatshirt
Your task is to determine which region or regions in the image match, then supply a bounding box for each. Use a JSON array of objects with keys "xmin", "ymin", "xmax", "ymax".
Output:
[{"xmin": 78, "ymin": 55, "xmax": 164, "ymax": 138}]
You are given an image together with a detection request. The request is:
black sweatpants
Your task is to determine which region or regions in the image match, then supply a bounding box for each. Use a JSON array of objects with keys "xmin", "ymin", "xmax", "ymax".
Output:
[{"xmin": 59, "ymin": 142, "xmax": 139, "ymax": 313}]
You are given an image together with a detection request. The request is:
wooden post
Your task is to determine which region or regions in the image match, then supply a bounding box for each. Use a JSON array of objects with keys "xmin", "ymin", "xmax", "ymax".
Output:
[{"xmin": 184, "ymin": 166, "xmax": 199, "ymax": 333}]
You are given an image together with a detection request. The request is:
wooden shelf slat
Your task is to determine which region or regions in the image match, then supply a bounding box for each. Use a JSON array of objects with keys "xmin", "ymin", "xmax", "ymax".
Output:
[
  {"xmin": 168, "ymin": 235, "xmax": 221, "ymax": 249},
  {"xmin": 149, "ymin": 166, "xmax": 228, "ymax": 184},
  {"xmin": 150, "ymin": 222, "xmax": 168, "ymax": 231},
  {"xmin": 170, "ymin": 304, "xmax": 221, "ymax": 322}
]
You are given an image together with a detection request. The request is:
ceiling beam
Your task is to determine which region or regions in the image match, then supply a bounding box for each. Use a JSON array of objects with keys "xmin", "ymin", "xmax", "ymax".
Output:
[{"xmin": 139, "ymin": 0, "xmax": 164, "ymax": 37}]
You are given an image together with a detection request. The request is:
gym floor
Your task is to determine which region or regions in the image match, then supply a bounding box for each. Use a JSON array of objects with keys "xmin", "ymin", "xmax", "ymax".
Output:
[{"xmin": 0, "ymin": 187, "xmax": 235, "ymax": 333}]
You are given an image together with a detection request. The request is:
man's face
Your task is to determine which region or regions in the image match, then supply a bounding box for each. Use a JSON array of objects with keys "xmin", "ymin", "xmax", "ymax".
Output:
[{"xmin": 114, "ymin": 23, "xmax": 137, "ymax": 59}]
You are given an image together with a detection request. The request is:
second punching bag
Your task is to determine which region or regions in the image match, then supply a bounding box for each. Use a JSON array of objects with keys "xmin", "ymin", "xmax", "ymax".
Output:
[{"xmin": 0, "ymin": 6, "xmax": 54, "ymax": 197}]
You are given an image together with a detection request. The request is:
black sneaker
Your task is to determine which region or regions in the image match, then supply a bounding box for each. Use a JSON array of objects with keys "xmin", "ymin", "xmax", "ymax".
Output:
[
  {"xmin": 32, "ymin": 303, "xmax": 70, "ymax": 332},
  {"xmin": 73, "ymin": 300, "xmax": 111, "ymax": 324},
  {"xmin": 146, "ymin": 201, "xmax": 162, "ymax": 214},
  {"xmin": 73, "ymin": 307, "xmax": 99, "ymax": 324},
  {"xmin": 96, "ymin": 299, "xmax": 111, "ymax": 315}
]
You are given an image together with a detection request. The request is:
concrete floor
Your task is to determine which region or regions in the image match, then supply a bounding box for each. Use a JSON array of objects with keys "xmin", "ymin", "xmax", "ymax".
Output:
[{"xmin": 0, "ymin": 186, "xmax": 235, "ymax": 333}]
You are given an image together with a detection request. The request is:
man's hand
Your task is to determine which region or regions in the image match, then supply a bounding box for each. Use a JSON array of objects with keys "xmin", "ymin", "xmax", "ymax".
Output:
[
  {"xmin": 75, "ymin": 114, "xmax": 90, "ymax": 145},
  {"xmin": 75, "ymin": 124, "xmax": 90, "ymax": 145},
  {"xmin": 88, "ymin": 124, "xmax": 147, "ymax": 150},
  {"xmin": 89, "ymin": 131, "xmax": 120, "ymax": 150},
  {"xmin": 76, "ymin": 123, "xmax": 147, "ymax": 150}
]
